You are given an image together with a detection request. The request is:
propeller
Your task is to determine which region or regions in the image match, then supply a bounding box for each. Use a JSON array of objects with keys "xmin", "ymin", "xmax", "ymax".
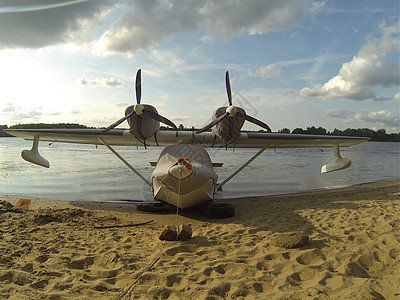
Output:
[
  {"xmin": 196, "ymin": 71, "xmax": 271, "ymax": 134},
  {"xmin": 226, "ymin": 70, "xmax": 232, "ymax": 106},
  {"xmin": 103, "ymin": 69, "xmax": 177, "ymax": 132}
]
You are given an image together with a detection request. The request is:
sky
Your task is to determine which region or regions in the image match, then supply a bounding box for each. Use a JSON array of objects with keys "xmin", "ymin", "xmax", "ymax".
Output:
[{"xmin": 0, "ymin": 0, "xmax": 399, "ymax": 133}]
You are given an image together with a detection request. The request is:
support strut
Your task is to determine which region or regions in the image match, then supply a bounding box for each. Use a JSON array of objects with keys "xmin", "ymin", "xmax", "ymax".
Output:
[
  {"xmin": 216, "ymin": 147, "xmax": 268, "ymax": 191},
  {"xmin": 99, "ymin": 138, "xmax": 152, "ymax": 187}
]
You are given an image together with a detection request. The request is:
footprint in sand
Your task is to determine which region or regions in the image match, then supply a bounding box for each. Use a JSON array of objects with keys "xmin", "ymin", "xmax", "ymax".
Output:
[
  {"xmin": 165, "ymin": 244, "xmax": 198, "ymax": 256},
  {"xmin": 338, "ymin": 261, "xmax": 370, "ymax": 278},
  {"xmin": 165, "ymin": 273, "xmax": 183, "ymax": 287},
  {"xmin": 295, "ymin": 249, "xmax": 326, "ymax": 266},
  {"xmin": 67, "ymin": 256, "xmax": 95, "ymax": 270}
]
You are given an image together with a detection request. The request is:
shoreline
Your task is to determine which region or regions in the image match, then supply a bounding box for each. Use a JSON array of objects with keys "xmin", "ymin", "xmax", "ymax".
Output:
[
  {"xmin": 1, "ymin": 178, "xmax": 398, "ymax": 204},
  {"xmin": 1, "ymin": 180, "xmax": 399, "ymax": 299}
]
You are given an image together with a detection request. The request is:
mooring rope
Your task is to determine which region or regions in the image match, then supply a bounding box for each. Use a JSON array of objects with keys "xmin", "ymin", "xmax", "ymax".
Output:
[{"xmin": 175, "ymin": 170, "xmax": 182, "ymax": 240}]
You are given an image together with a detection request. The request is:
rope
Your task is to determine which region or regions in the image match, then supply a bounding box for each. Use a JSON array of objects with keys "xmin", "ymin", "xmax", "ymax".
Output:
[
  {"xmin": 117, "ymin": 256, "xmax": 161, "ymax": 299},
  {"xmin": 175, "ymin": 169, "xmax": 182, "ymax": 240}
]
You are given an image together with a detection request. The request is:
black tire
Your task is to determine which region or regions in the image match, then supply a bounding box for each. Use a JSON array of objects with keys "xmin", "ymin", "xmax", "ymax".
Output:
[
  {"xmin": 202, "ymin": 203, "xmax": 235, "ymax": 218},
  {"xmin": 136, "ymin": 202, "xmax": 174, "ymax": 213}
]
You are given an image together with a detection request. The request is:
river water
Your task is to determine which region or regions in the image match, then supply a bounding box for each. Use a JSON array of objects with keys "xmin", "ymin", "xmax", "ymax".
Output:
[{"xmin": 0, "ymin": 138, "xmax": 398, "ymax": 202}]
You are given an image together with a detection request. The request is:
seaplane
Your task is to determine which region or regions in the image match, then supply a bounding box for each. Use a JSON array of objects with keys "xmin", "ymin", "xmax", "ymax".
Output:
[{"xmin": 5, "ymin": 69, "xmax": 369, "ymax": 217}]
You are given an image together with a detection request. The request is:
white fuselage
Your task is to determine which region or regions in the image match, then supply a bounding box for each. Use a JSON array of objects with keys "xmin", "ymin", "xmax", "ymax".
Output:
[{"xmin": 151, "ymin": 144, "xmax": 218, "ymax": 209}]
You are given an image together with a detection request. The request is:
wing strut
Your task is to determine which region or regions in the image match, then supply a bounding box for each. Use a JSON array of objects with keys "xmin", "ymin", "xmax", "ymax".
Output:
[
  {"xmin": 216, "ymin": 147, "xmax": 268, "ymax": 191},
  {"xmin": 99, "ymin": 138, "xmax": 151, "ymax": 187}
]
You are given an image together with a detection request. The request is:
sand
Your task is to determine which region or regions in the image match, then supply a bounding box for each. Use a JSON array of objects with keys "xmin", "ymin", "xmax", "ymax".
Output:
[{"xmin": 0, "ymin": 180, "xmax": 399, "ymax": 299}]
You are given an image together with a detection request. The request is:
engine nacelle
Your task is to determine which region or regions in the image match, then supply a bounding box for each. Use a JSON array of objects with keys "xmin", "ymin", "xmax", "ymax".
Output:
[
  {"xmin": 125, "ymin": 104, "xmax": 160, "ymax": 140},
  {"xmin": 212, "ymin": 106, "xmax": 246, "ymax": 141}
]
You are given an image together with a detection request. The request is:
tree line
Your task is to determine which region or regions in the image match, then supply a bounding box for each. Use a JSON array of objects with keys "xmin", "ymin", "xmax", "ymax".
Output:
[
  {"xmin": 1, "ymin": 123, "xmax": 399, "ymax": 142},
  {"xmin": 0, "ymin": 123, "xmax": 91, "ymax": 137},
  {"xmin": 278, "ymin": 126, "xmax": 399, "ymax": 142}
]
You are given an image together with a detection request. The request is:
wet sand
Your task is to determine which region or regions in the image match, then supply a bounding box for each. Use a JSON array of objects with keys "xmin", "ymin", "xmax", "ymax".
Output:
[{"xmin": 0, "ymin": 180, "xmax": 399, "ymax": 299}]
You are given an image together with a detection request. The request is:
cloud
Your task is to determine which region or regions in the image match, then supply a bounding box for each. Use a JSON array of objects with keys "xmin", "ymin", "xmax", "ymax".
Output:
[
  {"xmin": 1, "ymin": 102, "xmax": 43, "ymax": 121},
  {"xmin": 95, "ymin": 1, "xmax": 201, "ymax": 56},
  {"xmin": 324, "ymin": 108, "xmax": 399, "ymax": 127},
  {"xmin": 1, "ymin": 102, "xmax": 16, "ymax": 113},
  {"xmin": 149, "ymin": 50, "xmax": 185, "ymax": 68},
  {"xmin": 0, "ymin": 0, "xmax": 311, "ymax": 54},
  {"xmin": 0, "ymin": 0, "xmax": 113, "ymax": 49},
  {"xmin": 323, "ymin": 108, "xmax": 353, "ymax": 119},
  {"xmin": 373, "ymin": 96, "xmax": 392, "ymax": 102},
  {"xmin": 2, "ymin": 104, "xmax": 83, "ymax": 124},
  {"xmin": 11, "ymin": 108, "xmax": 44, "ymax": 121},
  {"xmin": 0, "ymin": 0, "xmax": 92, "ymax": 13},
  {"xmin": 114, "ymin": 102, "xmax": 128, "ymax": 108},
  {"xmin": 310, "ymin": 1, "xmax": 326, "ymax": 15},
  {"xmin": 78, "ymin": 77, "xmax": 122, "ymax": 87},
  {"xmin": 353, "ymin": 110, "xmax": 399, "ymax": 127},
  {"xmin": 300, "ymin": 21, "xmax": 400, "ymax": 101},
  {"xmin": 200, "ymin": 0, "xmax": 308, "ymax": 38},
  {"xmin": 96, "ymin": 0, "xmax": 310, "ymax": 55},
  {"xmin": 249, "ymin": 64, "xmax": 282, "ymax": 78}
]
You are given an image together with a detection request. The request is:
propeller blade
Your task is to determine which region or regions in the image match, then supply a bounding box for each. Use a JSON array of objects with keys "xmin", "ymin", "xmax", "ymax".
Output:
[
  {"xmin": 136, "ymin": 69, "xmax": 141, "ymax": 104},
  {"xmin": 196, "ymin": 112, "xmax": 229, "ymax": 134},
  {"xmin": 225, "ymin": 71, "xmax": 232, "ymax": 106},
  {"xmin": 103, "ymin": 111, "xmax": 135, "ymax": 132},
  {"xmin": 143, "ymin": 109, "xmax": 178, "ymax": 129},
  {"xmin": 244, "ymin": 114, "xmax": 272, "ymax": 132}
]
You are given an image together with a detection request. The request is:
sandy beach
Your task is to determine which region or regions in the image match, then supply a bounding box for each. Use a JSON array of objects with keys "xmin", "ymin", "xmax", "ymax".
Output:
[{"xmin": 0, "ymin": 180, "xmax": 399, "ymax": 299}]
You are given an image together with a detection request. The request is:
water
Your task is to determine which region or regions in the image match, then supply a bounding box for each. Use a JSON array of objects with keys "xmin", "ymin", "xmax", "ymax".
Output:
[{"xmin": 0, "ymin": 138, "xmax": 398, "ymax": 202}]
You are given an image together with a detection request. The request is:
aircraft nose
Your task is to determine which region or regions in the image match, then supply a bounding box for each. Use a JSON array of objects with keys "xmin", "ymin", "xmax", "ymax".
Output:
[{"xmin": 169, "ymin": 164, "xmax": 192, "ymax": 179}]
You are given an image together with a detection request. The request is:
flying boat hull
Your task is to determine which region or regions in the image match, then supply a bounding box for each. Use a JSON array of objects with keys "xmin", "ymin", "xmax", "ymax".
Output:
[{"xmin": 151, "ymin": 144, "xmax": 218, "ymax": 209}]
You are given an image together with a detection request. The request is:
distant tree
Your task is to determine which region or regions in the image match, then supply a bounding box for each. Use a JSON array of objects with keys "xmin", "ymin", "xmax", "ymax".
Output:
[
  {"xmin": 9, "ymin": 123, "xmax": 91, "ymax": 129},
  {"xmin": 296, "ymin": 126, "xmax": 398, "ymax": 142},
  {"xmin": 278, "ymin": 128, "xmax": 290, "ymax": 134},
  {"xmin": 0, "ymin": 125, "xmax": 12, "ymax": 137},
  {"xmin": 292, "ymin": 128, "xmax": 306, "ymax": 134},
  {"xmin": 373, "ymin": 129, "xmax": 386, "ymax": 141},
  {"xmin": 306, "ymin": 126, "xmax": 327, "ymax": 135}
]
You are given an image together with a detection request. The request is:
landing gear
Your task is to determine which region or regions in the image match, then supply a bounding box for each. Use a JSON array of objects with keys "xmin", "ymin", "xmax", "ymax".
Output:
[
  {"xmin": 202, "ymin": 203, "xmax": 235, "ymax": 218},
  {"xmin": 136, "ymin": 201, "xmax": 175, "ymax": 213}
]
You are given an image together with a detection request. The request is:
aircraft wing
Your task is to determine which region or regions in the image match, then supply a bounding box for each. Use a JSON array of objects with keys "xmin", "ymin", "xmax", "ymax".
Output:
[
  {"xmin": 5, "ymin": 128, "xmax": 369, "ymax": 172},
  {"xmin": 4, "ymin": 128, "xmax": 138, "ymax": 146},
  {"xmin": 230, "ymin": 132, "xmax": 369, "ymax": 148},
  {"xmin": 5, "ymin": 128, "xmax": 369, "ymax": 148}
]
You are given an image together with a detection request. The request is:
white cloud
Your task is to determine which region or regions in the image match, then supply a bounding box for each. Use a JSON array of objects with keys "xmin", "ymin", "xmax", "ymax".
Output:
[
  {"xmin": 310, "ymin": 1, "xmax": 326, "ymax": 15},
  {"xmin": 395, "ymin": 92, "xmax": 400, "ymax": 102},
  {"xmin": 149, "ymin": 50, "xmax": 185, "ymax": 68},
  {"xmin": 373, "ymin": 96, "xmax": 392, "ymax": 102},
  {"xmin": 324, "ymin": 108, "xmax": 399, "ymax": 127},
  {"xmin": 1, "ymin": 103, "xmax": 16, "ymax": 113},
  {"xmin": 0, "ymin": 0, "xmax": 311, "ymax": 55},
  {"xmin": 114, "ymin": 102, "xmax": 128, "ymax": 108},
  {"xmin": 300, "ymin": 21, "xmax": 400, "ymax": 101},
  {"xmin": 249, "ymin": 64, "xmax": 282, "ymax": 78},
  {"xmin": 323, "ymin": 108, "xmax": 353, "ymax": 119},
  {"xmin": 95, "ymin": 1, "xmax": 201, "ymax": 56},
  {"xmin": 78, "ymin": 77, "xmax": 122, "ymax": 87},
  {"xmin": 6, "ymin": 107, "xmax": 44, "ymax": 123},
  {"xmin": 353, "ymin": 110, "xmax": 398, "ymax": 127},
  {"xmin": 201, "ymin": 0, "xmax": 308, "ymax": 38},
  {"xmin": 0, "ymin": 0, "xmax": 113, "ymax": 49}
]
